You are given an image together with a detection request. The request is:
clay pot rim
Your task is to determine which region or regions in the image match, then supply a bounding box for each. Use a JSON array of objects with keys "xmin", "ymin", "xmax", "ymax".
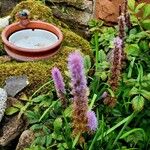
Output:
[{"xmin": 1, "ymin": 21, "xmax": 63, "ymax": 53}]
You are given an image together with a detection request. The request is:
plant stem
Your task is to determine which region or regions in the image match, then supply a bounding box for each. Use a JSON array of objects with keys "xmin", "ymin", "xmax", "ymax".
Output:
[
  {"xmin": 111, "ymin": 112, "xmax": 137, "ymax": 149},
  {"xmin": 94, "ymin": 31, "xmax": 99, "ymax": 72},
  {"xmin": 30, "ymin": 80, "xmax": 53, "ymax": 99}
]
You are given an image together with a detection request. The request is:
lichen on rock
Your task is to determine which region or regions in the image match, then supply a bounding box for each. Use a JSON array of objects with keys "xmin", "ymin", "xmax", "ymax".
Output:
[{"xmin": 0, "ymin": 88, "xmax": 7, "ymax": 122}]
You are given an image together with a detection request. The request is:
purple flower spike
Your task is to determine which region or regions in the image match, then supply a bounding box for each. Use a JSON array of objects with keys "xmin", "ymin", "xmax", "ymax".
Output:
[
  {"xmin": 114, "ymin": 37, "xmax": 122, "ymax": 49},
  {"xmin": 87, "ymin": 111, "xmax": 98, "ymax": 132},
  {"xmin": 51, "ymin": 67, "xmax": 66, "ymax": 107},
  {"xmin": 68, "ymin": 52, "xmax": 88, "ymax": 138},
  {"xmin": 68, "ymin": 52, "xmax": 87, "ymax": 95}
]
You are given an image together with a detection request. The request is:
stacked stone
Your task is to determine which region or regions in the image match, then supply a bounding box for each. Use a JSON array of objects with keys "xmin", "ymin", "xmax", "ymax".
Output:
[{"xmin": 46, "ymin": 0, "xmax": 95, "ymax": 38}]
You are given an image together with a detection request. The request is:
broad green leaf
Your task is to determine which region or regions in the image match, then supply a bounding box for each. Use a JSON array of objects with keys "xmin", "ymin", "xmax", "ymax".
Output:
[
  {"xmin": 100, "ymin": 72, "xmax": 107, "ymax": 81},
  {"xmin": 135, "ymin": 3, "xmax": 145, "ymax": 13},
  {"xmin": 64, "ymin": 106, "xmax": 72, "ymax": 117},
  {"xmin": 54, "ymin": 118, "xmax": 62, "ymax": 133},
  {"xmin": 84, "ymin": 55, "xmax": 91, "ymax": 72},
  {"xmin": 5, "ymin": 107, "xmax": 19, "ymax": 115},
  {"xmin": 138, "ymin": 40, "xmax": 149, "ymax": 52},
  {"xmin": 12, "ymin": 101, "xmax": 24, "ymax": 109},
  {"xmin": 126, "ymin": 44, "xmax": 140, "ymax": 57},
  {"xmin": 129, "ymin": 87, "xmax": 139, "ymax": 96},
  {"xmin": 98, "ymin": 50, "xmax": 107, "ymax": 62},
  {"xmin": 141, "ymin": 90, "xmax": 150, "ymax": 100},
  {"xmin": 143, "ymin": 4, "xmax": 150, "ymax": 18},
  {"xmin": 132, "ymin": 96, "xmax": 144, "ymax": 111},
  {"xmin": 45, "ymin": 135, "xmax": 52, "ymax": 147},
  {"xmin": 128, "ymin": 0, "xmax": 135, "ymax": 10},
  {"xmin": 141, "ymin": 19, "xmax": 150, "ymax": 30},
  {"xmin": 32, "ymin": 95, "xmax": 49, "ymax": 103},
  {"xmin": 130, "ymin": 15, "xmax": 138, "ymax": 25}
]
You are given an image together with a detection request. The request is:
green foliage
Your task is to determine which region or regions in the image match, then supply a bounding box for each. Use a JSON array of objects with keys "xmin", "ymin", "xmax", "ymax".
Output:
[
  {"xmin": 129, "ymin": 0, "xmax": 150, "ymax": 30},
  {"xmin": 4, "ymin": 1, "xmax": 150, "ymax": 149}
]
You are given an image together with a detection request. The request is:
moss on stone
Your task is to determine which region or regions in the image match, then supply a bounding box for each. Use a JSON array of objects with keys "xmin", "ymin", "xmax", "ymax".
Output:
[
  {"xmin": 10, "ymin": 0, "xmax": 68, "ymax": 28},
  {"xmin": 0, "ymin": 0, "xmax": 92, "ymax": 95},
  {"xmin": 0, "ymin": 46, "xmax": 89, "ymax": 95}
]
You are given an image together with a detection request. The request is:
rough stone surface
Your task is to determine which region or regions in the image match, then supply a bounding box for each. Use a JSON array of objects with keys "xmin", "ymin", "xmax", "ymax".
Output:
[
  {"xmin": 0, "ymin": 0, "xmax": 21, "ymax": 17},
  {"xmin": 46, "ymin": 0, "xmax": 94, "ymax": 38},
  {"xmin": 4, "ymin": 76, "xmax": 29, "ymax": 97},
  {"xmin": 95, "ymin": 0, "xmax": 150, "ymax": 23},
  {"xmin": 0, "ymin": 88, "xmax": 7, "ymax": 122},
  {"xmin": 46, "ymin": 0, "xmax": 93, "ymax": 13},
  {"xmin": 0, "ymin": 115, "xmax": 25, "ymax": 146},
  {"xmin": 16, "ymin": 130, "xmax": 34, "ymax": 150}
]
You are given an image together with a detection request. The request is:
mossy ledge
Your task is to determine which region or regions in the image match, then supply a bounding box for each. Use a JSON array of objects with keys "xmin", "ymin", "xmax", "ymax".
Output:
[{"xmin": 0, "ymin": 0, "xmax": 92, "ymax": 95}]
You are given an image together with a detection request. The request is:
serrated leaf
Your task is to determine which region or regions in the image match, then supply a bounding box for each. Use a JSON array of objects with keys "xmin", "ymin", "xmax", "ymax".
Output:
[
  {"xmin": 12, "ymin": 101, "xmax": 24, "ymax": 109},
  {"xmin": 130, "ymin": 15, "xmax": 138, "ymax": 25},
  {"xmin": 132, "ymin": 96, "xmax": 144, "ymax": 112},
  {"xmin": 126, "ymin": 44, "xmax": 140, "ymax": 57},
  {"xmin": 141, "ymin": 19, "xmax": 150, "ymax": 30},
  {"xmin": 5, "ymin": 107, "xmax": 19, "ymax": 115},
  {"xmin": 32, "ymin": 95, "xmax": 49, "ymax": 103},
  {"xmin": 98, "ymin": 50, "xmax": 107, "ymax": 62},
  {"xmin": 143, "ymin": 4, "xmax": 150, "ymax": 18},
  {"xmin": 64, "ymin": 106, "xmax": 72, "ymax": 117},
  {"xmin": 84, "ymin": 55, "xmax": 91, "ymax": 72},
  {"xmin": 45, "ymin": 135, "xmax": 52, "ymax": 147},
  {"xmin": 135, "ymin": 3, "xmax": 145, "ymax": 13},
  {"xmin": 128, "ymin": 0, "xmax": 135, "ymax": 10},
  {"xmin": 129, "ymin": 87, "xmax": 139, "ymax": 96},
  {"xmin": 140, "ymin": 90, "xmax": 150, "ymax": 100},
  {"xmin": 54, "ymin": 118, "xmax": 62, "ymax": 133}
]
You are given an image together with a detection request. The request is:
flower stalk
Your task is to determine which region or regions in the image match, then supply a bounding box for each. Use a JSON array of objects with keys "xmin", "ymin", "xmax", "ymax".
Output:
[{"xmin": 51, "ymin": 67, "xmax": 67, "ymax": 107}]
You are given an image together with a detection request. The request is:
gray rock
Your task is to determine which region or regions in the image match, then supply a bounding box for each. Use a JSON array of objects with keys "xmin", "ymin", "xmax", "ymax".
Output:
[
  {"xmin": 4, "ymin": 75, "xmax": 29, "ymax": 97},
  {"xmin": 46, "ymin": 0, "xmax": 93, "ymax": 13},
  {"xmin": 0, "ymin": 115, "xmax": 25, "ymax": 146},
  {"xmin": 0, "ymin": 88, "xmax": 7, "ymax": 122}
]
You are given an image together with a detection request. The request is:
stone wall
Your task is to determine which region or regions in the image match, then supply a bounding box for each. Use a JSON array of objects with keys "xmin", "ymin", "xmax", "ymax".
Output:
[{"xmin": 45, "ymin": 0, "xmax": 95, "ymax": 38}]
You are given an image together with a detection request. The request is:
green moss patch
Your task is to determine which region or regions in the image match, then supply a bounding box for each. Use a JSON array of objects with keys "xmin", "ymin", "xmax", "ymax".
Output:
[{"xmin": 0, "ymin": 0, "xmax": 92, "ymax": 95}]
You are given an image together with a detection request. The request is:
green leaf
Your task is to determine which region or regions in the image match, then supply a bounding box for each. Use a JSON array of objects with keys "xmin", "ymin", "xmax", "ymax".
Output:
[
  {"xmin": 143, "ymin": 4, "xmax": 150, "ymax": 18},
  {"xmin": 138, "ymin": 40, "xmax": 149, "ymax": 52},
  {"xmin": 32, "ymin": 95, "xmax": 49, "ymax": 103},
  {"xmin": 54, "ymin": 118, "xmax": 62, "ymax": 133},
  {"xmin": 129, "ymin": 87, "xmax": 139, "ymax": 96},
  {"xmin": 140, "ymin": 90, "xmax": 150, "ymax": 100},
  {"xmin": 84, "ymin": 55, "xmax": 91, "ymax": 72},
  {"xmin": 64, "ymin": 106, "xmax": 72, "ymax": 117},
  {"xmin": 126, "ymin": 44, "xmax": 140, "ymax": 57},
  {"xmin": 100, "ymin": 72, "xmax": 107, "ymax": 81},
  {"xmin": 12, "ymin": 101, "xmax": 24, "ymax": 109},
  {"xmin": 98, "ymin": 50, "xmax": 107, "ymax": 62},
  {"xmin": 135, "ymin": 3, "xmax": 145, "ymax": 13},
  {"xmin": 72, "ymin": 133, "xmax": 80, "ymax": 148},
  {"xmin": 5, "ymin": 107, "xmax": 19, "ymax": 115},
  {"xmin": 141, "ymin": 19, "xmax": 150, "ymax": 30},
  {"xmin": 128, "ymin": 0, "xmax": 135, "ymax": 10},
  {"xmin": 45, "ymin": 135, "xmax": 52, "ymax": 147},
  {"xmin": 120, "ymin": 128, "xmax": 145, "ymax": 139},
  {"xmin": 132, "ymin": 96, "xmax": 144, "ymax": 111},
  {"xmin": 130, "ymin": 15, "xmax": 138, "ymax": 25},
  {"xmin": 26, "ymin": 111, "xmax": 41, "ymax": 124}
]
